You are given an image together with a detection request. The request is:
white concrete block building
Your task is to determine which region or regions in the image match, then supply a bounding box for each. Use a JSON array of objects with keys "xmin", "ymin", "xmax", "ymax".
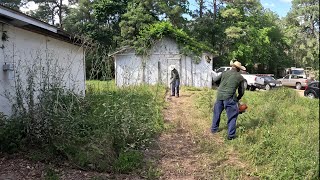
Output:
[
  {"xmin": 111, "ymin": 38, "xmax": 214, "ymax": 88},
  {"xmin": 0, "ymin": 5, "xmax": 85, "ymax": 115}
]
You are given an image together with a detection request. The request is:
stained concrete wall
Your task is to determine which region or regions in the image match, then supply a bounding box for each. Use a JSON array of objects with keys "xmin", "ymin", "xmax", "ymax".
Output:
[
  {"xmin": 114, "ymin": 38, "xmax": 213, "ymax": 88},
  {"xmin": 0, "ymin": 23, "xmax": 85, "ymax": 115}
]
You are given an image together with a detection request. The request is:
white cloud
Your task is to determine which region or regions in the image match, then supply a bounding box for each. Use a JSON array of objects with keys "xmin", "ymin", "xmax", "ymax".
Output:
[
  {"xmin": 20, "ymin": 1, "xmax": 38, "ymax": 12},
  {"xmin": 20, "ymin": 0, "xmax": 70, "ymax": 12},
  {"xmin": 279, "ymin": 0, "xmax": 292, "ymax": 3},
  {"xmin": 19, "ymin": 0, "xmax": 70, "ymax": 25},
  {"xmin": 263, "ymin": 3, "xmax": 275, "ymax": 7}
]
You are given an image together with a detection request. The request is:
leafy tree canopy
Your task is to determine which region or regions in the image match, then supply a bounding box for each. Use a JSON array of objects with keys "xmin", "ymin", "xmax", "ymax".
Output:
[{"xmin": 0, "ymin": 0, "xmax": 25, "ymax": 10}]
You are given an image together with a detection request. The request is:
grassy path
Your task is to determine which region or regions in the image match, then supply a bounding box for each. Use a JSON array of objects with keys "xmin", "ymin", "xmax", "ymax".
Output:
[
  {"xmin": 144, "ymin": 90, "xmax": 258, "ymax": 180},
  {"xmin": 0, "ymin": 89, "xmax": 257, "ymax": 180},
  {"xmin": 0, "ymin": 86, "xmax": 317, "ymax": 179}
]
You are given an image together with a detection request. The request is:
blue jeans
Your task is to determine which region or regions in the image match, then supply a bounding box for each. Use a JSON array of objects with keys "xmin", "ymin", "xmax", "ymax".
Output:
[
  {"xmin": 211, "ymin": 98, "xmax": 239, "ymax": 138},
  {"xmin": 171, "ymin": 79, "xmax": 180, "ymax": 96}
]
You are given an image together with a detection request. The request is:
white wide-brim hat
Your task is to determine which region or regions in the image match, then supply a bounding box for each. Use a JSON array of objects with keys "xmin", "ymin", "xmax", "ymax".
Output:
[
  {"xmin": 169, "ymin": 65, "xmax": 176, "ymax": 71},
  {"xmin": 230, "ymin": 60, "xmax": 246, "ymax": 71}
]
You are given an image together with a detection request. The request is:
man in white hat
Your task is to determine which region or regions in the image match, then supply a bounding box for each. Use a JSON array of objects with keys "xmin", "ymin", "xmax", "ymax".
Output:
[
  {"xmin": 211, "ymin": 60, "xmax": 246, "ymax": 140},
  {"xmin": 169, "ymin": 65, "xmax": 180, "ymax": 97}
]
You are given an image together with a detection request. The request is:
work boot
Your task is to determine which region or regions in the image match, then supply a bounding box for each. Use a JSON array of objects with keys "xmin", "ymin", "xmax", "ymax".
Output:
[{"xmin": 227, "ymin": 136, "xmax": 236, "ymax": 140}]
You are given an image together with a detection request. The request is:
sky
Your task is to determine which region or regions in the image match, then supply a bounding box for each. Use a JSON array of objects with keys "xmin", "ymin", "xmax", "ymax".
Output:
[
  {"xmin": 20, "ymin": 0, "xmax": 292, "ymax": 19},
  {"xmin": 260, "ymin": 0, "xmax": 292, "ymax": 17},
  {"xmin": 188, "ymin": 0, "xmax": 292, "ymax": 18},
  {"xmin": 20, "ymin": 0, "xmax": 70, "ymax": 12}
]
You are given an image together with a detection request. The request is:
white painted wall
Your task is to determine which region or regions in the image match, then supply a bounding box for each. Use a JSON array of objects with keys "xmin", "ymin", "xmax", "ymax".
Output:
[
  {"xmin": 192, "ymin": 54, "xmax": 213, "ymax": 88},
  {"xmin": 0, "ymin": 23, "xmax": 85, "ymax": 115},
  {"xmin": 115, "ymin": 49, "xmax": 143, "ymax": 86},
  {"xmin": 114, "ymin": 37, "xmax": 213, "ymax": 88}
]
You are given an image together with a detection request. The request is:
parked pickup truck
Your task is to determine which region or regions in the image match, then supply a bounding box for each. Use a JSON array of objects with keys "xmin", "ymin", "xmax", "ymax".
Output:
[
  {"xmin": 213, "ymin": 67, "xmax": 265, "ymax": 91},
  {"xmin": 277, "ymin": 74, "xmax": 309, "ymax": 90}
]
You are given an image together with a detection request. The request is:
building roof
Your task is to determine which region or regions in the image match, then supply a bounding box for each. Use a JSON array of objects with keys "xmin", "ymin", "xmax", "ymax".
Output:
[
  {"xmin": 0, "ymin": 5, "xmax": 82, "ymax": 46},
  {"xmin": 108, "ymin": 46, "xmax": 132, "ymax": 57}
]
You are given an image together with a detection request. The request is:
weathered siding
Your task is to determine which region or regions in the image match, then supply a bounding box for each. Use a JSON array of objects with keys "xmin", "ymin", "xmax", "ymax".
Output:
[
  {"xmin": 0, "ymin": 24, "xmax": 85, "ymax": 115},
  {"xmin": 114, "ymin": 37, "xmax": 213, "ymax": 88},
  {"xmin": 115, "ymin": 49, "xmax": 143, "ymax": 86},
  {"xmin": 192, "ymin": 54, "xmax": 213, "ymax": 88}
]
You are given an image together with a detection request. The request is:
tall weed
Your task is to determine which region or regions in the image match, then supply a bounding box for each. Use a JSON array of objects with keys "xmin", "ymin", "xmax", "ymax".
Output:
[
  {"xmin": 196, "ymin": 88, "xmax": 319, "ymax": 179},
  {"xmin": 0, "ymin": 80, "xmax": 165, "ymax": 172}
]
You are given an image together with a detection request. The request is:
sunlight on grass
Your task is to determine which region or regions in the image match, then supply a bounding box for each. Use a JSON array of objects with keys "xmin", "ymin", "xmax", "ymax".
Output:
[{"xmin": 195, "ymin": 87, "xmax": 319, "ymax": 179}]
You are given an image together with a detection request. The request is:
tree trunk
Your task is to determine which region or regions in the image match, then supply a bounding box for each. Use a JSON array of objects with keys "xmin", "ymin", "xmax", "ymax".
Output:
[
  {"xmin": 51, "ymin": 10, "xmax": 55, "ymax": 25},
  {"xmin": 59, "ymin": 0, "xmax": 63, "ymax": 28},
  {"xmin": 213, "ymin": 0, "xmax": 217, "ymax": 19},
  {"xmin": 199, "ymin": 0, "xmax": 204, "ymax": 18}
]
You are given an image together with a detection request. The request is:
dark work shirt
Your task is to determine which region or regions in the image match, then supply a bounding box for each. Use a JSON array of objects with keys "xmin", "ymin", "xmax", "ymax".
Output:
[
  {"xmin": 216, "ymin": 69, "xmax": 245, "ymax": 101},
  {"xmin": 171, "ymin": 69, "xmax": 180, "ymax": 83}
]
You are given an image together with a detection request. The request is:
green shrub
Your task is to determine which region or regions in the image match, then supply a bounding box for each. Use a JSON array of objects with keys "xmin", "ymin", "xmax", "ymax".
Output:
[
  {"xmin": 0, "ymin": 80, "xmax": 165, "ymax": 172},
  {"xmin": 0, "ymin": 116, "xmax": 24, "ymax": 153},
  {"xmin": 113, "ymin": 150, "xmax": 143, "ymax": 173},
  {"xmin": 44, "ymin": 168, "xmax": 59, "ymax": 180}
]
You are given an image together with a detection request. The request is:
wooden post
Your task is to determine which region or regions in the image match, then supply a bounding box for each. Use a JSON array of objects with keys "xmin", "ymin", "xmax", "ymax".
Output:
[
  {"xmin": 142, "ymin": 56, "xmax": 146, "ymax": 83},
  {"xmin": 191, "ymin": 59, "xmax": 193, "ymax": 86},
  {"xmin": 158, "ymin": 61, "xmax": 161, "ymax": 83}
]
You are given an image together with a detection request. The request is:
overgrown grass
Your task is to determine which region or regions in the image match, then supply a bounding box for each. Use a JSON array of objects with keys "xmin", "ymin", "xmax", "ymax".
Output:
[
  {"xmin": 0, "ymin": 80, "xmax": 166, "ymax": 172},
  {"xmin": 196, "ymin": 88, "xmax": 319, "ymax": 179}
]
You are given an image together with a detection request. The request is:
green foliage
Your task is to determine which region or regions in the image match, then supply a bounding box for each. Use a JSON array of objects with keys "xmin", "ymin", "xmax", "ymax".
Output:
[
  {"xmin": 27, "ymin": 3, "xmax": 55, "ymax": 24},
  {"xmin": 0, "ymin": 80, "xmax": 166, "ymax": 172},
  {"xmin": 221, "ymin": 8, "xmax": 242, "ymax": 19},
  {"xmin": 27, "ymin": 0, "xmax": 76, "ymax": 27},
  {"xmin": 64, "ymin": 0, "xmax": 116, "ymax": 46},
  {"xmin": 93, "ymin": 0, "xmax": 128, "ymax": 22},
  {"xmin": 153, "ymin": 0, "xmax": 189, "ymax": 28},
  {"xmin": 44, "ymin": 168, "xmax": 59, "ymax": 180},
  {"xmin": 0, "ymin": 0, "xmax": 23, "ymax": 10},
  {"xmin": 196, "ymin": 88, "xmax": 319, "ymax": 179},
  {"xmin": 63, "ymin": 0, "xmax": 121, "ymax": 80},
  {"xmin": 221, "ymin": 3, "xmax": 289, "ymax": 73},
  {"xmin": 134, "ymin": 21, "xmax": 215, "ymax": 63},
  {"xmin": 283, "ymin": 0, "xmax": 319, "ymax": 69},
  {"xmin": 188, "ymin": 1, "xmax": 290, "ymax": 74},
  {"xmin": 119, "ymin": 1, "xmax": 157, "ymax": 46},
  {"xmin": 118, "ymin": 0, "xmax": 189, "ymax": 45},
  {"xmin": 113, "ymin": 150, "xmax": 143, "ymax": 173},
  {"xmin": 144, "ymin": 166, "xmax": 162, "ymax": 180},
  {"xmin": 0, "ymin": 115, "xmax": 24, "ymax": 153}
]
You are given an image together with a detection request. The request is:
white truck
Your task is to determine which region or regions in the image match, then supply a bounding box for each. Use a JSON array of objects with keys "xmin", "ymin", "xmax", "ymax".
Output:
[
  {"xmin": 213, "ymin": 66, "xmax": 265, "ymax": 91},
  {"xmin": 284, "ymin": 67, "xmax": 307, "ymax": 79}
]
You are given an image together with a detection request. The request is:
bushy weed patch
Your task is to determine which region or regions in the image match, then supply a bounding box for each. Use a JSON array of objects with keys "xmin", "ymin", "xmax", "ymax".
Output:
[
  {"xmin": 113, "ymin": 150, "xmax": 143, "ymax": 173},
  {"xmin": 196, "ymin": 88, "xmax": 319, "ymax": 179},
  {"xmin": 0, "ymin": 80, "xmax": 166, "ymax": 172}
]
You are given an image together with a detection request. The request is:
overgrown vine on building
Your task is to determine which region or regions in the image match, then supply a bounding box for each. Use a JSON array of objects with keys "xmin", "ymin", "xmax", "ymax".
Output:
[{"xmin": 133, "ymin": 22, "xmax": 216, "ymax": 63}]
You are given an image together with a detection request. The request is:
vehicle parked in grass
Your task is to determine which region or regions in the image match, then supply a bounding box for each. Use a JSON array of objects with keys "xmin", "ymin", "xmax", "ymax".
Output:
[
  {"xmin": 241, "ymin": 72, "xmax": 265, "ymax": 91},
  {"xmin": 277, "ymin": 74, "xmax": 309, "ymax": 90},
  {"xmin": 214, "ymin": 66, "xmax": 264, "ymax": 91},
  {"xmin": 304, "ymin": 81, "xmax": 319, "ymax": 99},
  {"xmin": 284, "ymin": 67, "xmax": 307, "ymax": 79},
  {"xmin": 215, "ymin": 66, "xmax": 232, "ymax": 73},
  {"xmin": 260, "ymin": 76, "xmax": 282, "ymax": 90}
]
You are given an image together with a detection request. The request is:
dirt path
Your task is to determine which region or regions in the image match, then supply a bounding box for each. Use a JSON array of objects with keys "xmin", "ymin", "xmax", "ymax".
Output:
[
  {"xmin": 0, "ymin": 153, "xmax": 142, "ymax": 180},
  {"xmin": 144, "ymin": 91, "xmax": 257, "ymax": 180},
  {"xmin": 0, "ymin": 90, "xmax": 256, "ymax": 180}
]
